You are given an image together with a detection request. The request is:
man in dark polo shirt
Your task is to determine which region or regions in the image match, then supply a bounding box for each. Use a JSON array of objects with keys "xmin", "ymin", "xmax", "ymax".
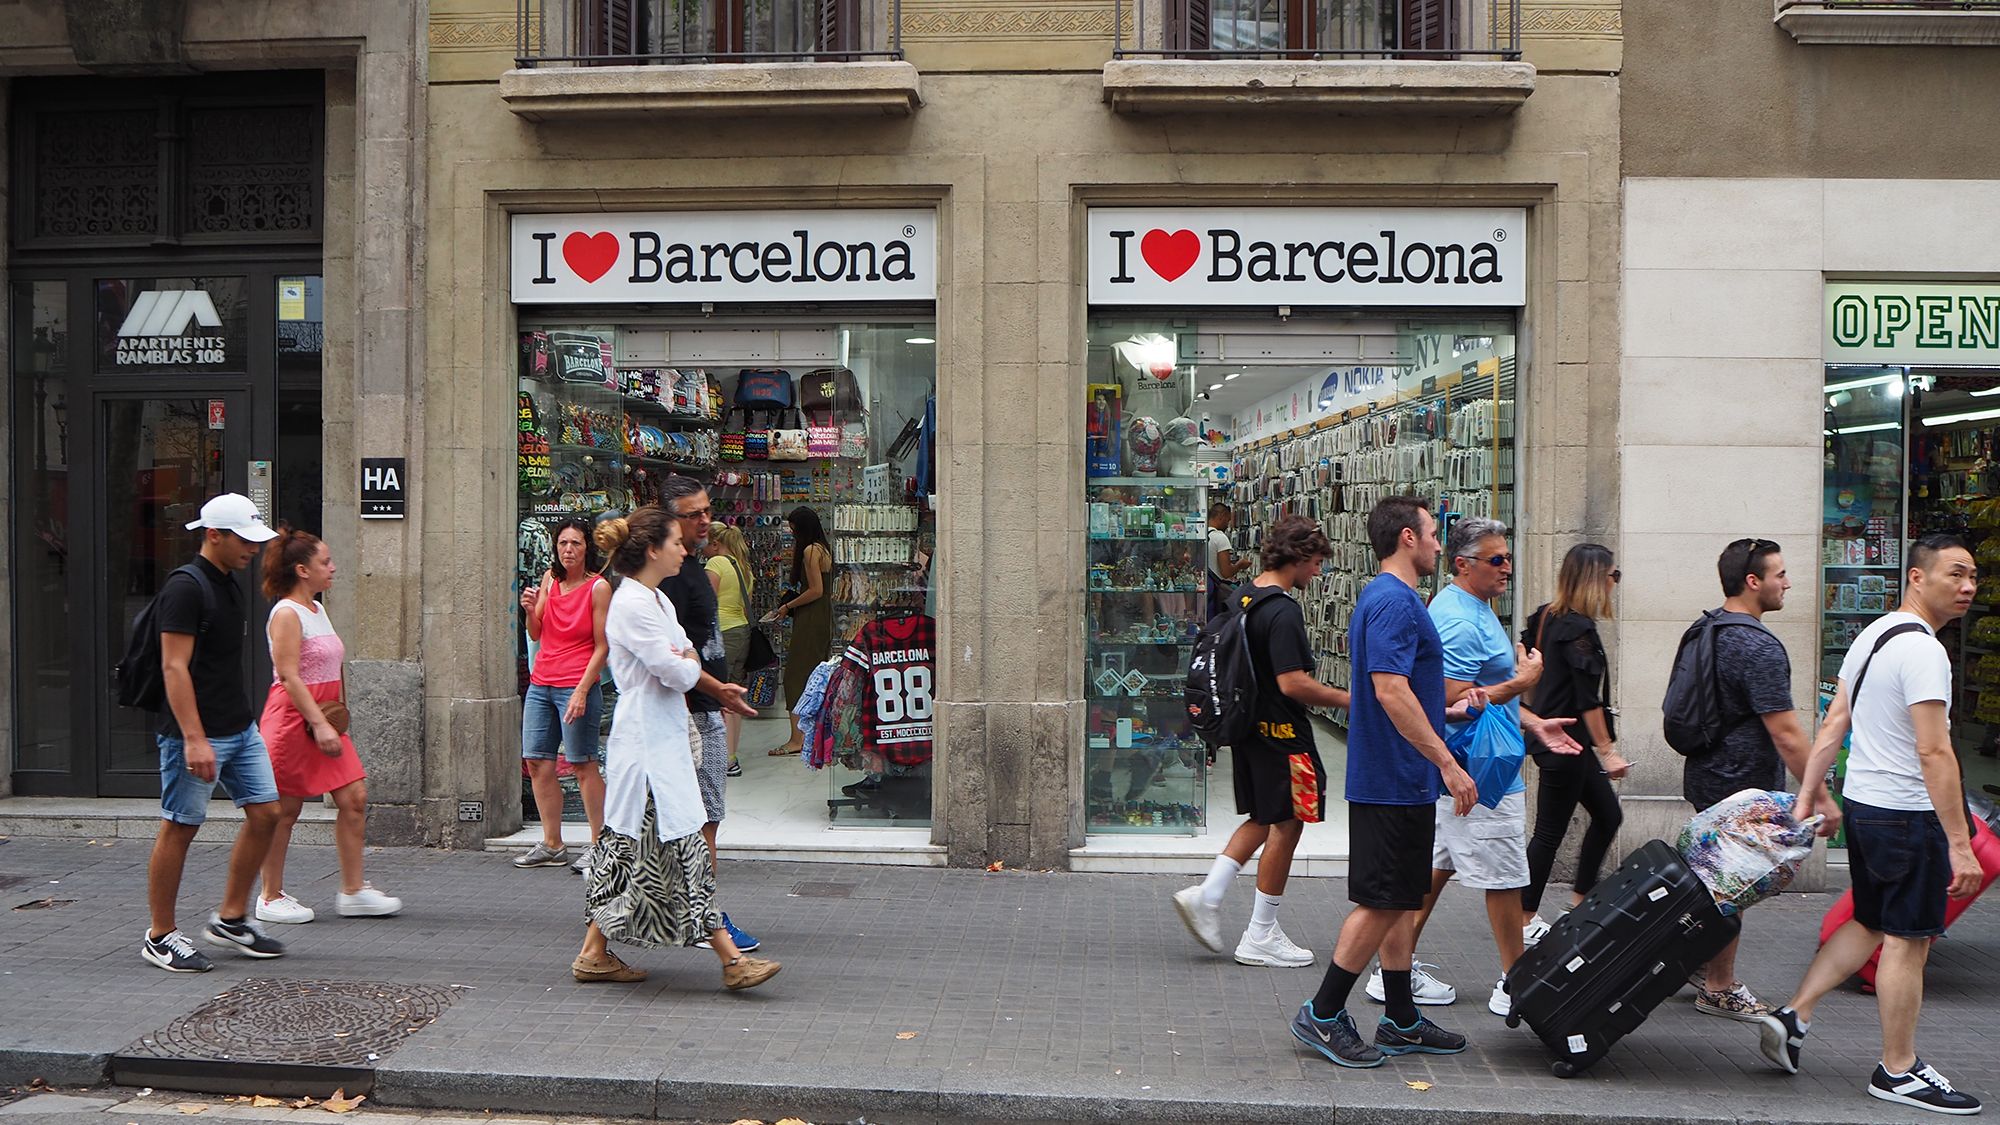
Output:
[
  {"xmin": 143, "ymin": 493, "xmax": 287, "ymax": 972},
  {"xmin": 659, "ymin": 476, "xmax": 761, "ymax": 954}
]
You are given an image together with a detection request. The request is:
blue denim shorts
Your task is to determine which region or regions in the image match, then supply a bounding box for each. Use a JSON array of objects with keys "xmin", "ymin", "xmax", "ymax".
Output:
[
  {"xmin": 521, "ymin": 681, "xmax": 603, "ymax": 764},
  {"xmin": 1847, "ymin": 798, "xmax": 1952, "ymax": 939},
  {"xmin": 158, "ymin": 726, "xmax": 280, "ymax": 825}
]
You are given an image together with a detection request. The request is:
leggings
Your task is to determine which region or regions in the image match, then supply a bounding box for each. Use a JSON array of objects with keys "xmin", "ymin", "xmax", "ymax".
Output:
[{"xmin": 1522, "ymin": 747, "xmax": 1624, "ymax": 914}]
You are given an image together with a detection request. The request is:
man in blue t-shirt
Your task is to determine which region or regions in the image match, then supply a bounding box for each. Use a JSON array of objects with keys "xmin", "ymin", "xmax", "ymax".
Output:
[
  {"xmin": 1291, "ymin": 497, "xmax": 1480, "ymax": 1069},
  {"xmin": 1379, "ymin": 517, "xmax": 1580, "ymax": 1019}
]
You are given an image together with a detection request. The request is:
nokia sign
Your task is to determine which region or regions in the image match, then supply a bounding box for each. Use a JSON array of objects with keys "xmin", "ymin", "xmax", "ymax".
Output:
[{"xmin": 114, "ymin": 290, "xmax": 228, "ymax": 366}]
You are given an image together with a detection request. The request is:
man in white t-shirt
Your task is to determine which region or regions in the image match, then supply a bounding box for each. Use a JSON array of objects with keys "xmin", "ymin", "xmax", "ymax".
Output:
[
  {"xmin": 1207, "ymin": 502, "xmax": 1248, "ymax": 620},
  {"xmin": 1756, "ymin": 533, "xmax": 1985, "ymax": 1116}
]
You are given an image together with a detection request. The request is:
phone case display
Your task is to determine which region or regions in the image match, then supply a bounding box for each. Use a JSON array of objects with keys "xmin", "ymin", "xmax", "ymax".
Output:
[
  {"xmin": 1229, "ymin": 355, "xmax": 1517, "ymax": 727},
  {"xmin": 1908, "ymin": 420, "xmax": 2000, "ymax": 782},
  {"xmin": 1086, "ymin": 476, "xmax": 1209, "ymax": 831}
]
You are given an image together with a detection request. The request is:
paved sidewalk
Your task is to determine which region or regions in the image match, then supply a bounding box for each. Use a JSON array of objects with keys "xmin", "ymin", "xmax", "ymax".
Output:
[{"xmin": 1, "ymin": 835, "xmax": 1994, "ymax": 1124}]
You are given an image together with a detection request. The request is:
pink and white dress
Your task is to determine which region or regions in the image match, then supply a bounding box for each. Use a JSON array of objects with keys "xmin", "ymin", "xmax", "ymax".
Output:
[{"xmin": 258, "ymin": 598, "xmax": 366, "ymax": 799}]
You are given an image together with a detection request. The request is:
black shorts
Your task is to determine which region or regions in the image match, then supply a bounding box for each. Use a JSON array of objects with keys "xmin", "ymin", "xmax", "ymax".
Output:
[
  {"xmin": 1233, "ymin": 741, "xmax": 1324, "ymax": 826},
  {"xmin": 1348, "ymin": 801, "xmax": 1436, "ymax": 910},
  {"xmin": 1846, "ymin": 799, "xmax": 1952, "ymax": 939}
]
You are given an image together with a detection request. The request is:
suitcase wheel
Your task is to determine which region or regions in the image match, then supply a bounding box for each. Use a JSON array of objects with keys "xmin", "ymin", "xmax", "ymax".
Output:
[
  {"xmin": 1505, "ymin": 1013, "xmax": 1520, "ymax": 1029},
  {"xmin": 1552, "ymin": 1060, "xmax": 1578, "ymax": 1079}
]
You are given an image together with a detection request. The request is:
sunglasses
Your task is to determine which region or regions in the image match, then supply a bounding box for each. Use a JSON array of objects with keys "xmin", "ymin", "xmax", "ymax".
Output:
[{"xmin": 1458, "ymin": 552, "xmax": 1513, "ymax": 568}]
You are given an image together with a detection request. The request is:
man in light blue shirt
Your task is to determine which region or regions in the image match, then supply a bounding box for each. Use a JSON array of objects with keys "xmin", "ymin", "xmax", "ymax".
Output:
[{"xmin": 1378, "ymin": 517, "xmax": 1579, "ymax": 1019}]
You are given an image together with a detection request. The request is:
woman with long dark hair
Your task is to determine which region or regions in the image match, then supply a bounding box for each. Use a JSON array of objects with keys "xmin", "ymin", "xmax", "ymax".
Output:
[
  {"xmin": 515, "ymin": 516, "xmax": 611, "ymax": 871},
  {"xmin": 254, "ymin": 528, "xmax": 400, "ymax": 923},
  {"xmin": 1520, "ymin": 543, "xmax": 1629, "ymax": 940},
  {"xmin": 769, "ymin": 505, "xmax": 833, "ymax": 756},
  {"xmin": 572, "ymin": 507, "xmax": 779, "ymax": 990}
]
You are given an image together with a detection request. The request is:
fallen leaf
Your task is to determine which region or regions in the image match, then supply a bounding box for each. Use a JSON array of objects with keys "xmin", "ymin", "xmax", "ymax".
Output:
[
  {"xmin": 985, "ymin": 860, "xmax": 1005, "ymax": 871},
  {"xmin": 290, "ymin": 1096, "xmax": 319, "ymax": 1108},
  {"xmin": 724, "ymin": 1120, "xmax": 764, "ymax": 1125},
  {"xmin": 1406, "ymin": 1080, "xmax": 1433, "ymax": 1091},
  {"xmin": 895, "ymin": 1031, "xmax": 918, "ymax": 1040},
  {"xmin": 250, "ymin": 1095, "xmax": 284, "ymax": 1107},
  {"xmin": 323, "ymin": 1089, "xmax": 365, "ymax": 1114},
  {"xmin": 775, "ymin": 1119, "xmax": 810, "ymax": 1125},
  {"xmin": 174, "ymin": 1106, "xmax": 207, "ymax": 1116}
]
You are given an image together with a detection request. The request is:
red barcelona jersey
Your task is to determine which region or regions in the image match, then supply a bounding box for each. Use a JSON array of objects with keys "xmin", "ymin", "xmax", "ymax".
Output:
[{"xmin": 843, "ymin": 614, "xmax": 936, "ymax": 765}]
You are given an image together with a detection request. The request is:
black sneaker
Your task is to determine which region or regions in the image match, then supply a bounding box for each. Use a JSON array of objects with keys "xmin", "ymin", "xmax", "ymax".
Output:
[
  {"xmin": 1375, "ymin": 1014, "xmax": 1469, "ymax": 1055},
  {"xmin": 141, "ymin": 929, "xmax": 213, "ymax": 973},
  {"xmin": 204, "ymin": 913, "xmax": 286, "ymax": 959},
  {"xmin": 1756, "ymin": 1006, "xmax": 1808, "ymax": 1075},
  {"xmin": 1870, "ymin": 1060, "xmax": 1984, "ymax": 1115},
  {"xmin": 1291, "ymin": 1002, "xmax": 1384, "ymax": 1069}
]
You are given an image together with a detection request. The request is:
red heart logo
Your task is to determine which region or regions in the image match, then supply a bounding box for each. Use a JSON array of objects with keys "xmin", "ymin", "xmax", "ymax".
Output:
[
  {"xmin": 1140, "ymin": 228, "xmax": 1200, "ymax": 282},
  {"xmin": 562, "ymin": 231, "xmax": 619, "ymax": 283}
]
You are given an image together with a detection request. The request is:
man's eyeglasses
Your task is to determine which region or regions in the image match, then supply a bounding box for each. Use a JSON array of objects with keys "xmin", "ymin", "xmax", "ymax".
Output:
[
  {"xmin": 1458, "ymin": 552, "xmax": 1512, "ymax": 568},
  {"xmin": 673, "ymin": 505, "xmax": 712, "ymax": 521}
]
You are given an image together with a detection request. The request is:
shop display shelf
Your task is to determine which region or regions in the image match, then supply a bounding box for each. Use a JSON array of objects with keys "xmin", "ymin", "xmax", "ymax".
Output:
[
  {"xmin": 549, "ymin": 441, "xmax": 625, "ymax": 458},
  {"xmin": 1090, "ymin": 586, "xmax": 1202, "ymax": 594},
  {"xmin": 1823, "ymin": 564, "xmax": 1902, "ymax": 570},
  {"xmin": 1097, "ymin": 640, "xmax": 1194, "ymax": 649},
  {"xmin": 1087, "ymin": 476, "xmax": 1207, "ymax": 488},
  {"xmin": 627, "ymin": 453, "xmax": 716, "ymax": 472},
  {"xmin": 1089, "ymin": 533, "xmax": 1207, "ymax": 541}
]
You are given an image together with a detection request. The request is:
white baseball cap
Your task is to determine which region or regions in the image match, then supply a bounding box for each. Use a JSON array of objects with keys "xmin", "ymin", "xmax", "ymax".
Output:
[{"xmin": 185, "ymin": 493, "xmax": 280, "ymax": 542}]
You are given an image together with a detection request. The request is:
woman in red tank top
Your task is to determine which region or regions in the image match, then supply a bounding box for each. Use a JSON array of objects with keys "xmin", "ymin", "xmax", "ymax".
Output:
[{"xmin": 514, "ymin": 518, "xmax": 612, "ymax": 872}]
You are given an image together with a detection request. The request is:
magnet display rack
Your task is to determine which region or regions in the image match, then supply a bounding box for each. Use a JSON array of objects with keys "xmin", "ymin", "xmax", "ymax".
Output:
[{"xmin": 1228, "ymin": 357, "xmax": 1517, "ymax": 728}]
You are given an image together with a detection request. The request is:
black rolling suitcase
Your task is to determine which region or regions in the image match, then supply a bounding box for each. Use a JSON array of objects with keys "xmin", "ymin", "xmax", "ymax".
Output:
[{"xmin": 1504, "ymin": 839, "xmax": 1739, "ymax": 1077}]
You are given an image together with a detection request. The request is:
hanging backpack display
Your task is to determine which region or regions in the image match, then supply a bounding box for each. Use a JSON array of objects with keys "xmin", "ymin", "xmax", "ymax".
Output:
[
  {"xmin": 800, "ymin": 366, "xmax": 863, "ymax": 417},
  {"xmin": 734, "ymin": 369, "xmax": 795, "ymax": 413},
  {"xmin": 770, "ymin": 410, "xmax": 810, "ymax": 461}
]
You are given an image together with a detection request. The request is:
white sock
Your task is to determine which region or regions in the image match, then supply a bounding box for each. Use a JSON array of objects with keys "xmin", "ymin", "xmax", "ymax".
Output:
[
  {"xmin": 1249, "ymin": 890, "xmax": 1282, "ymax": 936},
  {"xmin": 1199, "ymin": 855, "xmax": 1241, "ymax": 907}
]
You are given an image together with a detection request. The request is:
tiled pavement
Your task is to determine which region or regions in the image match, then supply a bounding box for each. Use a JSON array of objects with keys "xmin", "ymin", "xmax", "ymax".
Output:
[{"xmin": 1, "ymin": 835, "xmax": 1995, "ymax": 1124}]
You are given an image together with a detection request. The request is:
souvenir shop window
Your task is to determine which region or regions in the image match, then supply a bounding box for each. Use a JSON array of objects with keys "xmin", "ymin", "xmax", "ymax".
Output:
[{"xmin": 514, "ymin": 319, "xmax": 939, "ymax": 827}]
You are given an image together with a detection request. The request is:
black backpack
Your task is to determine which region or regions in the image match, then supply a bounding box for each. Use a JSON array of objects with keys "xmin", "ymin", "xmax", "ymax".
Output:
[
  {"xmin": 1661, "ymin": 608, "xmax": 1774, "ymax": 757},
  {"xmin": 1186, "ymin": 584, "xmax": 1289, "ymax": 749},
  {"xmin": 114, "ymin": 563, "xmax": 217, "ymax": 711}
]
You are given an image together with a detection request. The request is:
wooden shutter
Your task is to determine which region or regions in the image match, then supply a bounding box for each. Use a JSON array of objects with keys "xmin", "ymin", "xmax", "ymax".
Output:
[
  {"xmin": 579, "ymin": 0, "xmax": 638, "ymax": 59},
  {"xmin": 1400, "ymin": 0, "xmax": 1451, "ymax": 54},
  {"xmin": 818, "ymin": 0, "xmax": 861, "ymax": 56},
  {"xmin": 1166, "ymin": 0, "xmax": 1211, "ymax": 52},
  {"xmin": 1283, "ymin": 0, "xmax": 1318, "ymax": 51}
]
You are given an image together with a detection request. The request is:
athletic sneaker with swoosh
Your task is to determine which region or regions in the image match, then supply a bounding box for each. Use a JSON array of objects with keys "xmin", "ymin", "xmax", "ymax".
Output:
[{"xmin": 1290, "ymin": 1001, "xmax": 1384, "ymax": 1068}]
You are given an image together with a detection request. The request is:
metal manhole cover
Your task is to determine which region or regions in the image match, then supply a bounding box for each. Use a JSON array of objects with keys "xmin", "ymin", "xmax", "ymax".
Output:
[
  {"xmin": 790, "ymin": 880, "xmax": 857, "ymax": 898},
  {"xmin": 121, "ymin": 978, "xmax": 454, "ymax": 1068}
]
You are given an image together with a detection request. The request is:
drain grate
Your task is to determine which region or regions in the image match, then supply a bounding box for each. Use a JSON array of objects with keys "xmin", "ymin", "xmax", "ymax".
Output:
[
  {"xmin": 120, "ymin": 978, "xmax": 453, "ymax": 1069},
  {"xmin": 790, "ymin": 880, "xmax": 858, "ymax": 898}
]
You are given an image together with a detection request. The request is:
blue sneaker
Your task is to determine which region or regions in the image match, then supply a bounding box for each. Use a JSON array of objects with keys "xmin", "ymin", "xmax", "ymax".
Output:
[
  {"xmin": 1291, "ymin": 1002, "xmax": 1384, "ymax": 1068},
  {"xmin": 723, "ymin": 913, "xmax": 760, "ymax": 952},
  {"xmin": 1374, "ymin": 1013, "xmax": 1468, "ymax": 1055}
]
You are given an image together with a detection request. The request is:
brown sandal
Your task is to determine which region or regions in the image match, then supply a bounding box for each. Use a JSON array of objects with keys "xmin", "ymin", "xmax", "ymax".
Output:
[
  {"xmin": 723, "ymin": 954, "xmax": 781, "ymax": 991},
  {"xmin": 768, "ymin": 745, "xmax": 801, "ymax": 756},
  {"xmin": 572, "ymin": 953, "xmax": 647, "ymax": 983}
]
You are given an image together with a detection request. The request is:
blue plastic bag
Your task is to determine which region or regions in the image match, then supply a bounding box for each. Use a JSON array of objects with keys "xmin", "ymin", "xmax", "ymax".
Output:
[{"xmin": 1445, "ymin": 703, "xmax": 1525, "ymax": 810}]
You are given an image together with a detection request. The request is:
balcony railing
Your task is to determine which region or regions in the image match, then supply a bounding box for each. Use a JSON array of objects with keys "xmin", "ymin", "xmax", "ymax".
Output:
[
  {"xmin": 516, "ymin": 0, "xmax": 903, "ymax": 66},
  {"xmin": 1113, "ymin": 0, "xmax": 1521, "ymax": 59},
  {"xmin": 1774, "ymin": 0, "xmax": 2000, "ymax": 45}
]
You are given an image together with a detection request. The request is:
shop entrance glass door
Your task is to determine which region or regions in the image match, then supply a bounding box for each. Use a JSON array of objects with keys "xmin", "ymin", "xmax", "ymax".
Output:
[{"xmin": 93, "ymin": 391, "xmax": 252, "ymax": 797}]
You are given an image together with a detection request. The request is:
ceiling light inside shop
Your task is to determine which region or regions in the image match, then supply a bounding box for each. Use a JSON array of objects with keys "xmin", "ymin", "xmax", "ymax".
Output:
[
  {"xmin": 1822, "ymin": 373, "xmax": 1899, "ymax": 394},
  {"xmin": 1827, "ymin": 391, "xmax": 1853, "ymax": 408},
  {"xmin": 906, "ymin": 336, "xmax": 934, "ymax": 345},
  {"xmin": 1886, "ymin": 378, "xmax": 1905, "ymax": 398},
  {"xmin": 1968, "ymin": 384, "xmax": 2000, "ymax": 397},
  {"xmin": 1828, "ymin": 421, "xmax": 1902, "ymax": 435},
  {"xmin": 1209, "ymin": 383, "xmax": 1224, "ymax": 392},
  {"xmin": 1922, "ymin": 406, "xmax": 2000, "ymax": 427},
  {"xmin": 1224, "ymin": 372, "xmax": 1242, "ymax": 381}
]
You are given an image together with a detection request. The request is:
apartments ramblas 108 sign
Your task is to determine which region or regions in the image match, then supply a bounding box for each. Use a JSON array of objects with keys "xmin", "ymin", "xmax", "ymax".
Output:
[
  {"xmin": 1825, "ymin": 281, "xmax": 2000, "ymax": 365},
  {"xmin": 1086, "ymin": 207, "xmax": 1528, "ymax": 307},
  {"xmin": 511, "ymin": 210, "xmax": 938, "ymax": 304}
]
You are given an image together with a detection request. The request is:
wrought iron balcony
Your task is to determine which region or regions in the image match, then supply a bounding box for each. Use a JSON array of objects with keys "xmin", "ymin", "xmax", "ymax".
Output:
[
  {"xmin": 515, "ymin": 0, "xmax": 903, "ymax": 66},
  {"xmin": 1113, "ymin": 0, "xmax": 1521, "ymax": 60}
]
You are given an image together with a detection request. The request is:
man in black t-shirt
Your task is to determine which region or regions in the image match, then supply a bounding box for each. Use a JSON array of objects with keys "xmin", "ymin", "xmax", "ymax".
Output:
[
  {"xmin": 1687, "ymin": 538, "xmax": 1811, "ymax": 1021},
  {"xmin": 1174, "ymin": 516, "xmax": 1351, "ymax": 970},
  {"xmin": 660, "ymin": 478, "xmax": 761, "ymax": 952},
  {"xmin": 143, "ymin": 494, "xmax": 286, "ymax": 973}
]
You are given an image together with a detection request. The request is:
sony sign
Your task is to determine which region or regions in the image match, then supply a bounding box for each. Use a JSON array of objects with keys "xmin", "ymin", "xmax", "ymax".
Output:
[
  {"xmin": 1087, "ymin": 207, "xmax": 1527, "ymax": 307},
  {"xmin": 115, "ymin": 290, "xmax": 228, "ymax": 365},
  {"xmin": 511, "ymin": 210, "xmax": 938, "ymax": 304}
]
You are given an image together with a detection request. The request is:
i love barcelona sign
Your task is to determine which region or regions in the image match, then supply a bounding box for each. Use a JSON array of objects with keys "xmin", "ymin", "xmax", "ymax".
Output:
[
  {"xmin": 511, "ymin": 210, "xmax": 937, "ymax": 303},
  {"xmin": 1086, "ymin": 207, "xmax": 1527, "ymax": 307}
]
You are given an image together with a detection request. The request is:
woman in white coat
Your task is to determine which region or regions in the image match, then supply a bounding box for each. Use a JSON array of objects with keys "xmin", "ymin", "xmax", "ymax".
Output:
[{"xmin": 572, "ymin": 507, "xmax": 780, "ymax": 991}]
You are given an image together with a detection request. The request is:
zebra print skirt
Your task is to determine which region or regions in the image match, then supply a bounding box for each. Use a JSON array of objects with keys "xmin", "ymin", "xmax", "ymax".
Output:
[{"xmin": 583, "ymin": 795, "xmax": 722, "ymax": 949}]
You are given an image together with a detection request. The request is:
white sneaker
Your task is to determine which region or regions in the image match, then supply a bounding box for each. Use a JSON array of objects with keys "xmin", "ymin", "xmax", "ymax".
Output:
[
  {"xmin": 1233, "ymin": 924, "xmax": 1315, "ymax": 967},
  {"xmin": 1365, "ymin": 961, "xmax": 1458, "ymax": 1005},
  {"xmin": 1488, "ymin": 976, "xmax": 1511, "ymax": 1017},
  {"xmin": 335, "ymin": 884, "xmax": 403, "ymax": 917},
  {"xmin": 1522, "ymin": 915, "xmax": 1553, "ymax": 948},
  {"xmin": 255, "ymin": 893, "xmax": 314, "ymax": 925},
  {"xmin": 570, "ymin": 845, "xmax": 596, "ymax": 876},
  {"xmin": 1172, "ymin": 885, "xmax": 1226, "ymax": 954}
]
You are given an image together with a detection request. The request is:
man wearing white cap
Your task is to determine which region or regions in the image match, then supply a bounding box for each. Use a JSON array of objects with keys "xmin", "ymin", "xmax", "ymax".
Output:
[{"xmin": 142, "ymin": 493, "xmax": 290, "ymax": 972}]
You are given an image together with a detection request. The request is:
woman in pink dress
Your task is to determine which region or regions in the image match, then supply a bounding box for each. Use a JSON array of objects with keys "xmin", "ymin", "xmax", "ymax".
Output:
[{"xmin": 253, "ymin": 528, "xmax": 402, "ymax": 923}]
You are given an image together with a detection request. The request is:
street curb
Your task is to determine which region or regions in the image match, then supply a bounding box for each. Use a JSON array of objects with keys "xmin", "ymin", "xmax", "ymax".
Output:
[{"xmin": 0, "ymin": 1047, "xmax": 109, "ymax": 1089}]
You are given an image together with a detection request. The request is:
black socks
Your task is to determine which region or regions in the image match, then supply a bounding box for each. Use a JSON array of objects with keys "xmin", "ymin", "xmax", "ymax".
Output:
[
  {"xmin": 1382, "ymin": 969, "xmax": 1418, "ymax": 1027},
  {"xmin": 1312, "ymin": 963, "xmax": 1362, "ymax": 1021}
]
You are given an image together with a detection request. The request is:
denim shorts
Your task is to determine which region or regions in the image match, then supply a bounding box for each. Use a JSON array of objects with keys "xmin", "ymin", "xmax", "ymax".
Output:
[
  {"xmin": 158, "ymin": 726, "xmax": 280, "ymax": 825},
  {"xmin": 1847, "ymin": 798, "xmax": 1952, "ymax": 939},
  {"xmin": 521, "ymin": 681, "xmax": 603, "ymax": 764}
]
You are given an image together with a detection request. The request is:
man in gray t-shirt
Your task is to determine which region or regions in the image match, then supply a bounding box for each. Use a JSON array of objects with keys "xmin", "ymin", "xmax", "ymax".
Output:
[{"xmin": 1684, "ymin": 539, "xmax": 1811, "ymax": 1023}]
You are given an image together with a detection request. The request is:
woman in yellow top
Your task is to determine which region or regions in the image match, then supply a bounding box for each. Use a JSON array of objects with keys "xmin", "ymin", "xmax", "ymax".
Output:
[{"xmin": 705, "ymin": 524, "xmax": 755, "ymax": 776}]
